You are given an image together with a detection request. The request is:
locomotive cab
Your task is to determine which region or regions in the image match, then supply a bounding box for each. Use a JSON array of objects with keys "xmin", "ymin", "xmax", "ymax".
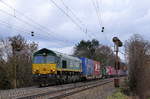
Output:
[
  {"xmin": 32, "ymin": 49, "xmax": 58, "ymax": 75},
  {"xmin": 32, "ymin": 48, "xmax": 59, "ymax": 86}
]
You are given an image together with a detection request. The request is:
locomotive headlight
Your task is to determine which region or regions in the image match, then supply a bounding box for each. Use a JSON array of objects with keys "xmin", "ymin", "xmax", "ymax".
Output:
[
  {"xmin": 50, "ymin": 69, "xmax": 55, "ymax": 73},
  {"xmin": 33, "ymin": 70, "xmax": 36, "ymax": 73},
  {"xmin": 34, "ymin": 70, "xmax": 39, "ymax": 74},
  {"xmin": 43, "ymin": 52, "xmax": 47, "ymax": 56}
]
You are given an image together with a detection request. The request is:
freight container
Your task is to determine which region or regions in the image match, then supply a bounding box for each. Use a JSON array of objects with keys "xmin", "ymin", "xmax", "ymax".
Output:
[
  {"xmin": 106, "ymin": 66, "xmax": 117, "ymax": 77},
  {"xmin": 111, "ymin": 67, "xmax": 117, "ymax": 76},
  {"xmin": 118, "ymin": 70, "xmax": 127, "ymax": 76},
  {"xmin": 80, "ymin": 57, "xmax": 94, "ymax": 79},
  {"xmin": 101, "ymin": 67, "xmax": 107, "ymax": 78},
  {"xmin": 93, "ymin": 61, "xmax": 101, "ymax": 78}
]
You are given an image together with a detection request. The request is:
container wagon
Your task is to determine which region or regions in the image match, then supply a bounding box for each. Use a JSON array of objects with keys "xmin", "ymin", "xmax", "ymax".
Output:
[
  {"xmin": 80, "ymin": 57, "xmax": 94, "ymax": 80},
  {"xmin": 93, "ymin": 61, "xmax": 101, "ymax": 79}
]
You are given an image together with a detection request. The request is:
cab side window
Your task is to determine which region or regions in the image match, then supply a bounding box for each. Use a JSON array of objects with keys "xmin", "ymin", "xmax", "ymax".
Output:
[{"xmin": 62, "ymin": 60, "xmax": 67, "ymax": 68}]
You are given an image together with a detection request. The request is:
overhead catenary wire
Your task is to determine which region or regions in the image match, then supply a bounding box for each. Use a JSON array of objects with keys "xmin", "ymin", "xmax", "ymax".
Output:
[
  {"xmin": 97, "ymin": 0, "xmax": 103, "ymax": 27},
  {"xmin": 59, "ymin": 0, "xmax": 99, "ymax": 40},
  {"xmin": 90, "ymin": 0, "xmax": 110, "ymax": 45},
  {"xmin": 50, "ymin": 0, "xmax": 98, "ymax": 40},
  {"xmin": 0, "ymin": 0, "xmax": 55, "ymax": 32},
  {"xmin": 0, "ymin": 22, "xmax": 28, "ymax": 35},
  {"xmin": 0, "ymin": 9, "xmax": 45, "ymax": 33},
  {"xmin": 50, "ymin": 0, "xmax": 85, "ymax": 32},
  {"xmin": 59, "ymin": 0, "xmax": 90, "ymax": 40},
  {"xmin": 90, "ymin": 0, "xmax": 107, "ymax": 44},
  {"xmin": 0, "ymin": 0, "xmax": 98, "ymax": 41},
  {"xmin": 0, "ymin": 23, "xmax": 29, "ymax": 33},
  {"xmin": 91, "ymin": 0, "xmax": 105, "ymax": 32},
  {"xmin": 0, "ymin": 19, "xmax": 70, "ymax": 46},
  {"xmin": 60, "ymin": 0, "xmax": 85, "ymax": 27},
  {"xmin": 0, "ymin": 7, "xmax": 74, "ymax": 44},
  {"xmin": 1, "ymin": 0, "xmax": 78, "ymax": 51},
  {"xmin": 0, "ymin": 19, "xmax": 45, "ymax": 39},
  {"xmin": 0, "ymin": 0, "xmax": 101, "ymax": 44},
  {"xmin": 91, "ymin": 0, "xmax": 101, "ymax": 28},
  {"xmin": 0, "ymin": 0, "xmax": 76, "ymax": 44},
  {"xmin": 99, "ymin": 0, "xmax": 103, "ymax": 27},
  {"xmin": 0, "ymin": 22, "xmax": 36, "ymax": 40}
]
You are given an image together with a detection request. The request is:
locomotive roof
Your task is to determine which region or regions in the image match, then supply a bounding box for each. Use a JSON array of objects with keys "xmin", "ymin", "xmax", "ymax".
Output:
[{"xmin": 34, "ymin": 48, "xmax": 80, "ymax": 61}]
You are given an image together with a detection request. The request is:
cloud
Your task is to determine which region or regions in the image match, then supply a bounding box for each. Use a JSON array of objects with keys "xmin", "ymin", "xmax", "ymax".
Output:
[
  {"xmin": 0, "ymin": 0, "xmax": 150, "ymax": 58},
  {"xmin": 51, "ymin": 46, "xmax": 74, "ymax": 55}
]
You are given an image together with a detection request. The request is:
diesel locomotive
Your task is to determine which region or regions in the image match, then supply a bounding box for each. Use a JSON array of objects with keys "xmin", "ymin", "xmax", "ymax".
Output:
[{"xmin": 32, "ymin": 48, "xmax": 82, "ymax": 86}]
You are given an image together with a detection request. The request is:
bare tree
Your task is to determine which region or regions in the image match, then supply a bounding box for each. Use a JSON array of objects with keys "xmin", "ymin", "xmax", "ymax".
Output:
[
  {"xmin": 74, "ymin": 39, "xmax": 115, "ymax": 66},
  {"xmin": 0, "ymin": 35, "xmax": 38, "ymax": 89},
  {"xmin": 125, "ymin": 34, "xmax": 150, "ymax": 99},
  {"xmin": 0, "ymin": 38, "xmax": 12, "ymax": 89},
  {"xmin": 95, "ymin": 45, "xmax": 115, "ymax": 66}
]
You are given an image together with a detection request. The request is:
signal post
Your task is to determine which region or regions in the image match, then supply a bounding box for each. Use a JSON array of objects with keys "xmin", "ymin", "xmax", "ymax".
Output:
[{"xmin": 112, "ymin": 37, "xmax": 123, "ymax": 87}]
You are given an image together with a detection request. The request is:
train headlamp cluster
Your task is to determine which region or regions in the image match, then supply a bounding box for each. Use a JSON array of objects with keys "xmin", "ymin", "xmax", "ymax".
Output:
[
  {"xmin": 34, "ymin": 70, "xmax": 39, "ymax": 74},
  {"xmin": 50, "ymin": 69, "xmax": 55, "ymax": 73},
  {"xmin": 43, "ymin": 53, "xmax": 47, "ymax": 56}
]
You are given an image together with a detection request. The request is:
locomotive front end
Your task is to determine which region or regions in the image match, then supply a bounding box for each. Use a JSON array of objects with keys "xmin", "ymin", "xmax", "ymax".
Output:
[{"xmin": 32, "ymin": 48, "xmax": 58, "ymax": 86}]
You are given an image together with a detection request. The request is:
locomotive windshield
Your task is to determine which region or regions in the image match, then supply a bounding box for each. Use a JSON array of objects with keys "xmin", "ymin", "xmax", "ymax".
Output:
[
  {"xmin": 33, "ymin": 55, "xmax": 56, "ymax": 64},
  {"xmin": 33, "ymin": 56, "xmax": 45, "ymax": 63},
  {"xmin": 46, "ymin": 56, "xmax": 56, "ymax": 63}
]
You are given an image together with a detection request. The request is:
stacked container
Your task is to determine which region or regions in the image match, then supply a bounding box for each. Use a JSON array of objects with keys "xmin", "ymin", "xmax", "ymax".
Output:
[
  {"xmin": 106, "ymin": 66, "xmax": 117, "ymax": 77},
  {"xmin": 93, "ymin": 61, "xmax": 101, "ymax": 78},
  {"xmin": 80, "ymin": 57, "xmax": 94, "ymax": 79}
]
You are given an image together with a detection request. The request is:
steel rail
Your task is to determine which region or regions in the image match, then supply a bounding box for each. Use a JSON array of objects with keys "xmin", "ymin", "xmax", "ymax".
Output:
[{"xmin": 17, "ymin": 79, "xmax": 113, "ymax": 99}]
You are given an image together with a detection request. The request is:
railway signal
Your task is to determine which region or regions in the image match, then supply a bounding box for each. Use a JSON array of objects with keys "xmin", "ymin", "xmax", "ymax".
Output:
[
  {"xmin": 31, "ymin": 31, "xmax": 34, "ymax": 36},
  {"xmin": 115, "ymin": 61, "xmax": 120, "ymax": 70},
  {"xmin": 112, "ymin": 37, "xmax": 123, "ymax": 87},
  {"xmin": 101, "ymin": 27, "xmax": 104, "ymax": 32}
]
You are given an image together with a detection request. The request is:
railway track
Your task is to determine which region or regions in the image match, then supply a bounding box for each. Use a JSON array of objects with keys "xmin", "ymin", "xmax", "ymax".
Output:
[{"xmin": 0, "ymin": 78, "xmax": 114, "ymax": 99}]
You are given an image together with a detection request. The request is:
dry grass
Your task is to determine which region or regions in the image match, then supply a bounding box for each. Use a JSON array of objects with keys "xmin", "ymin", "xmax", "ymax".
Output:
[{"xmin": 107, "ymin": 90, "xmax": 131, "ymax": 99}]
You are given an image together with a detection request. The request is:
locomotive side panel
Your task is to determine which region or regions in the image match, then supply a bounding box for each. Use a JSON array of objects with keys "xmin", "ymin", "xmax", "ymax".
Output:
[{"xmin": 55, "ymin": 52, "xmax": 82, "ymax": 72}]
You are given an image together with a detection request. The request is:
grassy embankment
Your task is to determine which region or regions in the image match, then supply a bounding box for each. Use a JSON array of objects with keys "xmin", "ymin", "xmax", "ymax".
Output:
[{"xmin": 107, "ymin": 89, "xmax": 131, "ymax": 99}]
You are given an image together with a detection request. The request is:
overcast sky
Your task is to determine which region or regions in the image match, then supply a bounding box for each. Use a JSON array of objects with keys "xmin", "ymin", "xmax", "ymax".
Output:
[{"xmin": 0, "ymin": 0, "xmax": 150, "ymax": 59}]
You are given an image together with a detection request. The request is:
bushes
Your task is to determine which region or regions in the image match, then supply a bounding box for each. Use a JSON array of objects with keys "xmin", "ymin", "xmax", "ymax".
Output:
[
  {"xmin": 107, "ymin": 90, "xmax": 129, "ymax": 99},
  {"xmin": 125, "ymin": 34, "xmax": 150, "ymax": 98},
  {"xmin": 0, "ymin": 35, "xmax": 38, "ymax": 89},
  {"xmin": 0, "ymin": 66, "xmax": 11, "ymax": 89},
  {"xmin": 120, "ymin": 78, "xmax": 131, "ymax": 96}
]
